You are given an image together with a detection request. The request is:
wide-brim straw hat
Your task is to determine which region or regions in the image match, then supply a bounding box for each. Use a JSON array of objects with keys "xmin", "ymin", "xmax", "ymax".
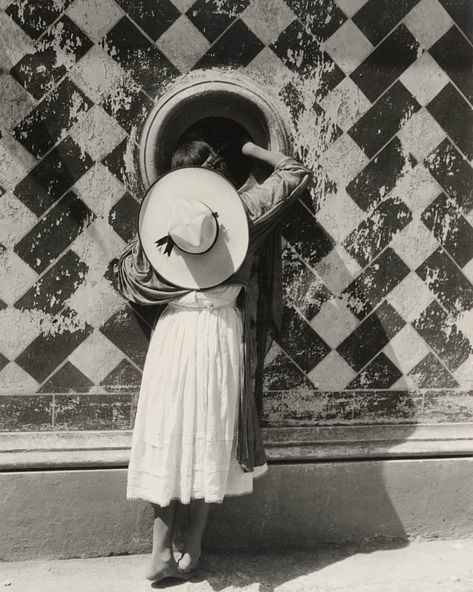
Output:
[{"xmin": 138, "ymin": 167, "xmax": 249, "ymax": 289}]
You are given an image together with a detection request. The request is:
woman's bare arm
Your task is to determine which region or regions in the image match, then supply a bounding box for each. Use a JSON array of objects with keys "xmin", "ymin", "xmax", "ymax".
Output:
[{"xmin": 241, "ymin": 141, "xmax": 287, "ymax": 169}]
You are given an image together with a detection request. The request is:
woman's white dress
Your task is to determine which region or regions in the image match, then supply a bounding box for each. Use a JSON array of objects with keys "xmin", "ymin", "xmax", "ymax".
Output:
[{"xmin": 126, "ymin": 284, "xmax": 268, "ymax": 506}]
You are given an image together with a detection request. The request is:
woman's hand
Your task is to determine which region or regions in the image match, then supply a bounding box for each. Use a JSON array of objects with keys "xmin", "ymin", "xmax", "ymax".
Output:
[{"xmin": 241, "ymin": 141, "xmax": 288, "ymax": 169}]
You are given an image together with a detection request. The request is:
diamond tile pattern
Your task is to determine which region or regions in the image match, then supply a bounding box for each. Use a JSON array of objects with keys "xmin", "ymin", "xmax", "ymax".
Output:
[{"xmin": 0, "ymin": 0, "xmax": 472, "ymax": 431}]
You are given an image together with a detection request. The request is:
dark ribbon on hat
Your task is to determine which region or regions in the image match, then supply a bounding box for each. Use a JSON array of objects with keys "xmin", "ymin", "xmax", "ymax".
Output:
[{"xmin": 155, "ymin": 211, "xmax": 219, "ymax": 257}]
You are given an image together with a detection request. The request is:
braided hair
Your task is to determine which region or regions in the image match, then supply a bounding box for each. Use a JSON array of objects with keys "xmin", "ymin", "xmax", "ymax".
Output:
[{"xmin": 171, "ymin": 140, "xmax": 229, "ymax": 178}]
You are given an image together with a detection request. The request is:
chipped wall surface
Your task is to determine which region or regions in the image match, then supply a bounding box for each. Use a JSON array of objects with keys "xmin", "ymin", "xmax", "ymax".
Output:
[{"xmin": 0, "ymin": 0, "xmax": 473, "ymax": 432}]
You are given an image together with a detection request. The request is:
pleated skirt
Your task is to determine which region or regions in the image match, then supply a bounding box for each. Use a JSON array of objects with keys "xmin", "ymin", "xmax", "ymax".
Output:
[{"xmin": 126, "ymin": 285, "xmax": 268, "ymax": 506}]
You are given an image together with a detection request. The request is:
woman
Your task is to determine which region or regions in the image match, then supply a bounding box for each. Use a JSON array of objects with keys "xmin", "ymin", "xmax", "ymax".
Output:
[{"xmin": 116, "ymin": 140, "xmax": 310, "ymax": 582}]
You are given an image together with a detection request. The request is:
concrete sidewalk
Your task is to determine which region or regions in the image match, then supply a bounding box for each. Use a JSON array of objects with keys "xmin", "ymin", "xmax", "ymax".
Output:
[{"xmin": 2, "ymin": 539, "xmax": 473, "ymax": 592}]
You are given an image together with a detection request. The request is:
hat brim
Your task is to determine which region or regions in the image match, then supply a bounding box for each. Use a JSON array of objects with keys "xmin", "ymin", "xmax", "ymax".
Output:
[{"xmin": 138, "ymin": 167, "xmax": 249, "ymax": 289}]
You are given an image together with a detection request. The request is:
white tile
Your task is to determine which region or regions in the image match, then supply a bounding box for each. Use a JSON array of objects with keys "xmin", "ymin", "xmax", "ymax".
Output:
[
  {"xmin": 69, "ymin": 104, "xmax": 127, "ymax": 162},
  {"xmin": 70, "ymin": 45, "xmax": 127, "ymax": 103},
  {"xmin": 313, "ymin": 245, "xmax": 362, "ymax": 296},
  {"xmin": 398, "ymin": 107, "xmax": 446, "ymax": 161},
  {"xmin": 72, "ymin": 162, "xmax": 126, "ymax": 219},
  {"xmin": 335, "ymin": 0, "xmax": 370, "ymax": 18},
  {"xmin": 241, "ymin": 0, "xmax": 296, "ymax": 45},
  {"xmin": 383, "ymin": 323, "xmax": 431, "ymax": 374},
  {"xmin": 0, "ymin": 192, "xmax": 38, "ymax": 249},
  {"xmin": 390, "ymin": 213, "xmax": 440, "ymax": 270},
  {"xmin": 310, "ymin": 297, "xmax": 359, "ymax": 348},
  {"xmin": 0, "ymin": 72, "xmax": 36, "ymax": 131},
  {"xmin": 316, "ymin": 188, "xmax": 365, "ymax": 243},
  {"xmin": 307, "ymin": 350, "xmax": 356, "ymax": 390},
  {"xmin": 0, "ymin": 306, "xmax": 42, "ymax": 360},
  {"xmin": 323, "ymin": 20, "xmax": 373, "ymax": 75},
  {"xmin": 386, "ymin": 271, "xmax": 435, "ymax": 323},
  {"xmin": 69, "ymin": 219, "xmax": 127, "ymax": 328},
  {"xmin": 404, "ymin": 0, "xmax": 453, "ymax": 50},
  {"xmin": 0, "ymin": 134, "xmax": 37, "ymax": 192},
  {"xmin": 462, "ymin": 257, "xmax": 473, "ymax": 284},
  {"xmin": 389, "ymin": 164, "xmax": 442, "ymax": 215},
  {"xmin": 156, "ymin": 15, "xmax": 210, "ymax": 72},
  {"xmin": 0, "ymin": 361, "xmax": 39, "ymax": 394},
  {"xmin": 244, "ymin": 47, "xmax": 294, "ymax": 92},
  {"xmin": 400, "ymin": 52, "xmax": 449, "ymax": 106},
  {"xmin": 69, "ymin": 330, "xmax": 125, "ymax": 383},
  {"xmin": 0, "ymin": 11, "xmax": 34, "ymax": 66},
  {"xmin": 319, "ymin": 76, "xmax": 371, "ymax": 132},
  {"xmin": 66, "ymin": 0, "xmax": 123, "ymax": 43},
  {"xmin": 170, "ymin": 0, "xmax": 196, "ymax": 12},
  {"xmin": 0, "ymin": 250, "xmax": 38, "ymax": 306},
  {"xmin": 453, "ymin": 353, "xmax": 473, "ymax": 389},
  {"xmin": 319, "ymin": 134, "xmax": 370, "ymax": 186}
]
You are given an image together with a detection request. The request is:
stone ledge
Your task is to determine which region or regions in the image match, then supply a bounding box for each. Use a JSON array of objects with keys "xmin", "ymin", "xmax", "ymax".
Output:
[{"xmin": 2, "ymin": 422, "xmax": 473, "ymax": 470}]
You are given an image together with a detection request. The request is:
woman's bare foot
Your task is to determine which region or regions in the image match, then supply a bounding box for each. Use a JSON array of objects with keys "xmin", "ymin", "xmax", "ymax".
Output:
[
  {"xmin": 146, "ymin": 551, "xmax": 179, "ymax": 581},
  {"xmin": 177, "ymin": 545, "xmax": 201, "ymax": 573}
]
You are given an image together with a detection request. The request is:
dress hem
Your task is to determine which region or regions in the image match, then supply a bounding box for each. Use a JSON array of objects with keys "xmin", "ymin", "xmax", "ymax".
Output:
[{"xmin": 126, "ymin": 464, "xmax": 269, "ymax": 507}]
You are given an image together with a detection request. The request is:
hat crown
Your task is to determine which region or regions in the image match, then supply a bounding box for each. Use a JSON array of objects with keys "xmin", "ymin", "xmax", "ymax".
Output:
[{"xmin": 168, "ymin": 197, "xmax": 218, "ymax": 254}]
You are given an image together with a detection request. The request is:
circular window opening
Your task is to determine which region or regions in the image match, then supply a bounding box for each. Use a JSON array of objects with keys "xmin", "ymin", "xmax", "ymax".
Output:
[
  {"xmin": 140, "ymin": 74, "xmax": 290, "ymax": 190},
  {"xmin": 179, "ymin": 116, "xmax": 254, "ymax": 188}
]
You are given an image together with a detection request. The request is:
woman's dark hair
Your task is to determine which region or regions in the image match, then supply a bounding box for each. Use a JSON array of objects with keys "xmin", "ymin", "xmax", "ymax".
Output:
[{"xmin": 171, "ymin": 140, "xmax": 229, "ymax": 178}]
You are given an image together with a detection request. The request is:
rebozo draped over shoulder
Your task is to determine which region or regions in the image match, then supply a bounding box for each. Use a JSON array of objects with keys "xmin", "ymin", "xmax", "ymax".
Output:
[{"xmin": 115, "ymin": 157, "xmax": 311, "ymax": 472}]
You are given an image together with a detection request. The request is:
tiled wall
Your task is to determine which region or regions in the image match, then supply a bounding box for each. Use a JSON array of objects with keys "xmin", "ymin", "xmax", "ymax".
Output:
[{"xmin": 1, "ymin": 0, "xmax": 472, "ymax": 432}]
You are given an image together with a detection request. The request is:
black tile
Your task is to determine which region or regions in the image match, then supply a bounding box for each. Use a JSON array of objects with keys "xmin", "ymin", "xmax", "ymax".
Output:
[
  {"xmin": 427, "ymin": 83, "xmax": 473, "ymax": 160},
  {"xmin": 343, "ymin": 196, "xmax": 412, "ymax": 267},
  {"xmin": 271, "ymin": 20, "xmax": 345, "ymax": 90},
  {"xmin": 100, "ymin": 359, "xmax": 142, "ymax": 391},
  {"xmin": 348, "ymin": 81, "xmax": 421, "ymax": 158},
  {"xmin": 194, "ymin": 19, "xmax": 264, "ymax": 69},
  {"xmin": 346, "ymin": 137, "xmax": 417, "ymax": 211},
  {"xmin": 353, "ymin": 0, "xmax": 421, "ymax": 45},
  {"xmin": 53, "ymin": 394, "xmax": 132, "ymax": 430},
  {"xmin": 438, "ymin": 0, "xmax": 473, "ymax": 45},
  {"xmin": 347, "ymin": 352, "xmax": 403, "ymax": 389},
  {"xmin": 413, "ymin": 300, "xmax": 472, "ymax": 370},
  {"xmin": 276, "ymin": 305, "xmax": 331, "ymax": 373},
  {"xmin": 425, "ymin": 139, "xmax": 473, "ymax": 214},
  {"xmin": 186, "ymin": 0, "xmax": 250, "ymax": 43},
  {"xmin": 297, "ymin": 102, "xmax": 343, "ymax": 160},
  {"xmin": 100, "ymin": 82, "xmax": 153, "ymax": 135},
  {"xmin": 421, "ymin": 193, "xmax": 473, "ymax": 267},
  {"xmin": 284, "ymin": 0, "xmax": 346, "ymax": 41},
  {"xmin": 408, "ymin": 352, "xmax": 459, "ymax": 388},
  {"xmin": 109, "ymin": 193, "xmax": 140, "ymax": 242},
  {"xmin": 102, "ymin": 16, "xmax": 178, "ymax": 97},
  {"xmin": 416, "ymin": 247, "xmax": 473, "ymax": 316},
  {"xmin": 337, "ymin": 301, "xmax": 405, "ymax": 372},
  {"xmin": 14, "ymin": 191, "xmax": 95, "ymax": 274},
  {"xmin": 263, "ymin": 349, "xmax": 314, "ymax": 391},
  {"xmin": 38, "ymin": 361, "xmax": 94, "ymax": 393},
  {"xmin": 430, "ymin": 26, "xmax": 473, "ymax": 105},
  {"xmin": 115, "ymin": 0, "xmax": 180, "ymax": 40},
  {"xmin": 280, "ymin": 81, "xmax": 306, "ymax": 124},
  {"xmin": 15, "ymin": 309, "xmax": 93, "ymax": 383},
  {"xmin": 282, "ymin": 246, "xmax": 332, "ymax": 320},
  {"xmin": 100, "ymin": 306, "xmax": 152, "ymax": 368},
  {"xmin": 101, "ymin": 138, "xmax": 146, "ymax": 198},
  {"xmin": 13, "ymin": 136, "xmax": 94, "ymax": 217},
  {"xmin": 350, "ymin": 24, "xmax": 419, "ymax": 102},
  {"xmin": 0, "ymin": 298, "xmax": 7, "ymax": 313},
  {"xmin": 343, "ymin": 248, "xmax": 411, "ymax": 320},
  {"xmin": 10, "ymin": 16, "xmax": 93, "ymax": 100},
  {"xmin": 13, "ymin": 78, "xmax": 93, "ymax": 159},
  {"xmin": 0, "ymin": 352, "xmax": 8, "ymax": 373},
  {"xmin": 15, "ymin": 250, "xmax": 88, "ymax": 316},
  {"xmin": 0, "ymin": 395, "xmax": 53, "ymax": 431},
  {"xmin": 281, "ymin": 201, "xmax": 334, "ymax": 268},
  {"xmin": 5, "ymin": 0, "xmax": 74, "ymax": 40}
]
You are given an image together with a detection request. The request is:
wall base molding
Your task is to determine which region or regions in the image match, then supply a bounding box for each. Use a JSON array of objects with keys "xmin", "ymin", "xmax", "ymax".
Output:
[{"xmin": 2, "ymin": 423, "xmax": 473, "ymax": 470}]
